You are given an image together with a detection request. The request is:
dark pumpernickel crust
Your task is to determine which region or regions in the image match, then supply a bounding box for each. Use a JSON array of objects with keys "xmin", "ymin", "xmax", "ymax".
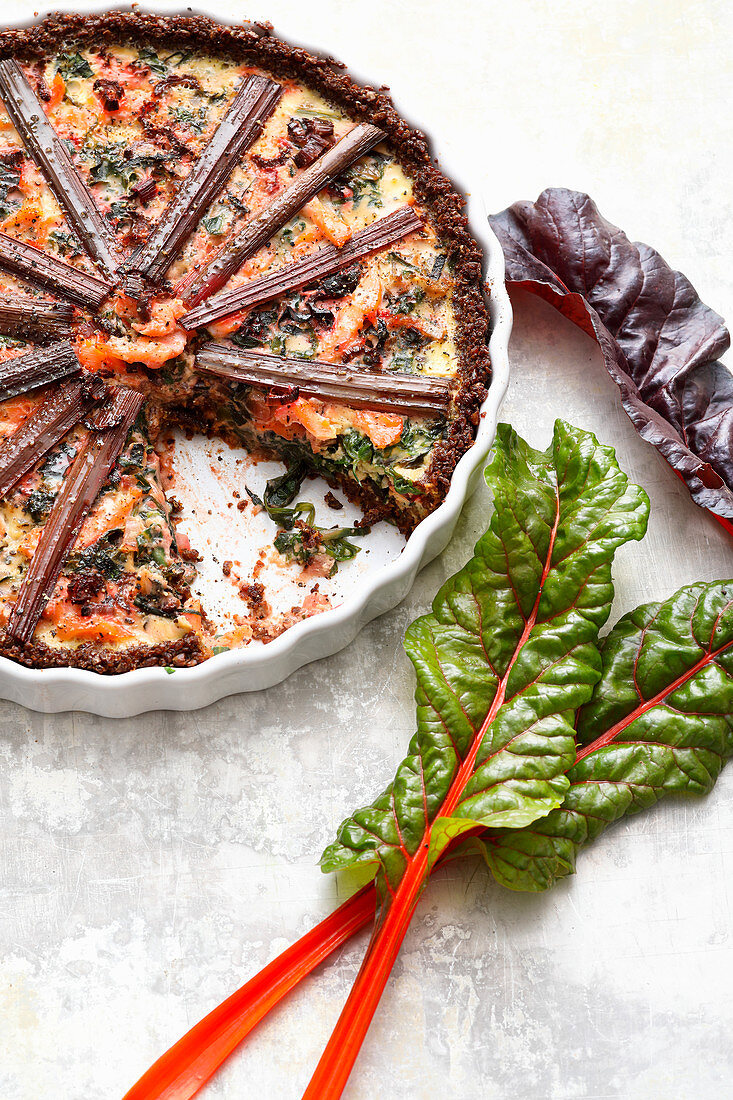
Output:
[
  {"xmin": 0, "ymin": 11, "xmax": 492, "ymax": 673},
  {"xmin": 0, "ymin": 629, "xmax": 204, "ymax": 673}
]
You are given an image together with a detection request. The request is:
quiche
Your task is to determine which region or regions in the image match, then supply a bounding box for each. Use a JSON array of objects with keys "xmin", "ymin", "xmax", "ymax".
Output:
[{"xmin": 0, "ymin": 12, "xmax": 491, "ymax": 673}]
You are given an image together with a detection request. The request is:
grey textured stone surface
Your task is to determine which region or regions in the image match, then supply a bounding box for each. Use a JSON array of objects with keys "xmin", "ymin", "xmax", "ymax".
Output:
[{"xmin": 1, "ymin": 1, "xmax": 732, "ymax": 1097}]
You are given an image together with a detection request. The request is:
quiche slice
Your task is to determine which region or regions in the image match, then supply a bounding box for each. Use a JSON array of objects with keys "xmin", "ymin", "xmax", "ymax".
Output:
[{"xmin": 0, "ymin": 12, "xmax": 491, "ymax": 672}]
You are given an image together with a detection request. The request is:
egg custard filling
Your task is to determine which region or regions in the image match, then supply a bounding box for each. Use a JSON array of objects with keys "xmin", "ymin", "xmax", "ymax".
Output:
[{"xmin": 0, "ymin": 14, "xmax": 490, "ymax": 671}]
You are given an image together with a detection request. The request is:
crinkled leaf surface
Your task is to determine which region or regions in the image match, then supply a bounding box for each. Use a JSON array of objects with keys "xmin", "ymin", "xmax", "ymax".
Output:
[
  {"xmin": 322, "ymin": 420, "xmax": 649, "ymax": 898},
  {"xmin": 483, "ymin": 580, "xmax": 733, "ymax": 891},
  {"xmin": 489, "ymin": 188, "xmax": 733, "ymax": 521}
]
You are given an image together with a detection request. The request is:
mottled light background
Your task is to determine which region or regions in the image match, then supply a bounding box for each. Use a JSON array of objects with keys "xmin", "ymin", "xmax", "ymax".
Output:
[{"xmin": 1, "ymin": 1, "xmax": 732, "ymax": 1097}]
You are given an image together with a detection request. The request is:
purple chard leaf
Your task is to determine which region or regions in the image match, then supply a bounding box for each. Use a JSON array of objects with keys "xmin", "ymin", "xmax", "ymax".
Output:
[{"xmin": 489, "ymin": 188, "xmax": 733, "ymax": 525}]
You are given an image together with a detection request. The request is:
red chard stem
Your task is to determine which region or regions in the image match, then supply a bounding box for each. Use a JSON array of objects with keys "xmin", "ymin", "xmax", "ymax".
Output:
[
  {"xmin": 0, "ymin": 370, "xmax": 102, "ymax": 497},
  {"xmin": 178, "ymin": 122, "xmax": 384, "ymax": 306},
  {"xmin": 0, "ymin": 230, "xmax": 111, "ymax": 309},
  {"xmin": 196, "ymin": 343, "xmax": 451, "ymax": 418},
  {"xmin": 0, "ymin": 59, "xmax": 123, "ymax": 278},
  {"xmin": 0, "ymin": 294, "xmax": 74, "ymax": 341},
  {"xmin": 5, "ymin": 386, "xmax": 144, "ymax": 644},
  {"xmin": 121, "ymin": 886, "xmax": 376, "ymax": 1100},
  {"xmin": 180, "ymin": 206, "xmax": 422, "ymax": 329},
  {"xmin": 0, "ymin": 340, "xmax": 81, "ymax": 401},
  {"xmin": 125, "ymin": 74, "xmax": 282, "ymax": 284}
]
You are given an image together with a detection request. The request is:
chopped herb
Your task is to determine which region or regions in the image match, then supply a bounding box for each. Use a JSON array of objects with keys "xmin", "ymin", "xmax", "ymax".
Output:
[
  {"xmin": 134, "ymin": 594, "xmax": 180, "ymax": 619},
  {"xmin": 387, "ymin": 251, "xmax": 418, "ymax": 271},
  {"xmin": 309, "ymin": 265, "xmax": 362, "ymax": 299},
  {"xmin": 293, "ymin": 108, "xmax": 342, "ymax": 120},
  {"xmin": 201, "ymin": 214, "xmax": 225, "ymax": 235},
  {"xmin": 331, "ymin": 152, "xmax": 389, "ymax": 208},
  {"xmin": 162, "ymin": 49, "xmax": 194, "ymax": 68},
  {"xmin": 390, "ymin": 352, "xmax": 417, "ymax": 373},
  {"xmin": 118, "ymin": 442, "xmax": 146, "ymax": 469},
  {"xmin": 231, "ymin": 306, "xmax": 278, "ymax": 348},
  {"xmin": 47, "ymin": 229, "xmax": 83, "ymax": 258},
  {"xmin": 135, "ymin": 522, "xmax": 168, "ymax": 568},
  {"xmin": 391, "ymin": 287, "xmax": 426, "ymax": 315},
  {"xmin": 39, "ymin": 440, "xmax": 75, "ymax": 481},
  {"xmin": 86, "ymin": 144, "xmax": 168, "ymax": 188},
  {"xmin": 170, "ymin": 105, "xmax": 208, "ymax": 133},
  {"xmin": 107, "ymin": 199, "xmax": 131, "ymax": 222},
  {"xmin": 231, "ymin": 332, "xmax": 260, "ymax": 350}
]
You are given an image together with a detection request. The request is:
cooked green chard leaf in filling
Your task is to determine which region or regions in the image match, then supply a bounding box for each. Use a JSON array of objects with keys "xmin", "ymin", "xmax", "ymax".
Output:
[
  {"xmin": 54, "ymin": 51, "xmax": 94, "ymax": 80},
  {"xmin": 247, "ymin": 461, "xmax": 366, "ymax": 573},
  {"xmin": 210, "ymin": 378, "xmax": 448, "ymax": 507}
]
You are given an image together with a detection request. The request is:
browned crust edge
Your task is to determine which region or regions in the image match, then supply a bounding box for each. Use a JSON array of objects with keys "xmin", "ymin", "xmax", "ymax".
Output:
[
  {"xmin": 0, "ymin": 10, "xmax": 492, "ymax": 673},
  {"xmin": 0, "ymin": 629, "xmax": 204, "ymax": 673}
]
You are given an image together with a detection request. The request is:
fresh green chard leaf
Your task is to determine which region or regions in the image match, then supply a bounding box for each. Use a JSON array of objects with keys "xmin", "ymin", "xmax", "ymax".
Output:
[
  {"xmin": 482, "ymin": 579, "xmax": 733, "ymax": 891},
  {"xmin": 303, "ymin": 421, "xmax": 649, "ymax": 1096},
  {"xmin": 125, "ymin": 413, "xmax": 733, "ymax": 1100},
  {"xmin": 322, "ymin": 420, "xmax": 650, "ymax": 892}
]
